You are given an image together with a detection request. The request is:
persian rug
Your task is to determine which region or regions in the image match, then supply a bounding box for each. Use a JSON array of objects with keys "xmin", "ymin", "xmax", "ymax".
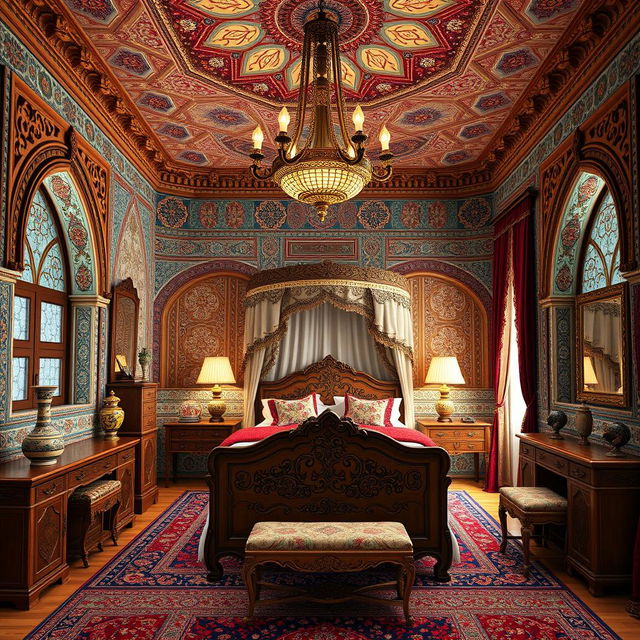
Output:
[{"xmin": 26, "ymin": 491, "xmax": 621, "ymax": 639}]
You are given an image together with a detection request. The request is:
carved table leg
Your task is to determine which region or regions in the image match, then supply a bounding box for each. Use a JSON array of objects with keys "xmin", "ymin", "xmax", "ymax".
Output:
[
  {"xmin": 521, "ymin": 521, "xmax": 533, "ymax": 579},
  {"xmin": 111, "ymin": 501, "xmax": 120, "ymax": 546},
  {"xmin": 499, "ymin": 503, "xmax": 508, "ymax": 554},
  {"xmin": 242, "ymin": 558, "xmax": 258, "ymax": 620},
  {"xmin": 401, "ymin": 560, "xmax": 415, "ymax": 624},
  {"xmin": 79, "ymin": 511, "xmax": 91, "ymax": 568}
]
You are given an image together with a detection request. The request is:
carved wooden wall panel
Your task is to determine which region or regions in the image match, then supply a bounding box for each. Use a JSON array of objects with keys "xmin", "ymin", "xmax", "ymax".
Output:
[
  {"xmin": 539, "ymin": 84, "xmax": 637, "ymax": 298},
  {"xmin": 5, "ymin": 75, "xmax": 110, "ymax": 295},
  {"xmin": 407, "ymin": 273, "xmax": 489, "ymax": 388},
  {"xmin": 160, "ymin": 273, "xmax": 248, "ymax": 388}
]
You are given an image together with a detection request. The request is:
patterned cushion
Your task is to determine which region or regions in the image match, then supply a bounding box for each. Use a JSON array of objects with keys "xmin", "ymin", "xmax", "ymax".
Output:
[
  {"xmin": 500, "ymin": 487, "xmax": 567, "ymax": 512},
  {"xmin": 70, "ymin": 479, "xmax": 122, "ymax": 504},
  {"xmin": 246, "ymin": 521, "xmax": 412, "ymax": 552},
  {"xmin": 269, "ymin": 394, "xmax": 318, "ymax": 426},
  {"xmin": 344, "ymin": 395, "xmax": 393, "ymax": 427}
]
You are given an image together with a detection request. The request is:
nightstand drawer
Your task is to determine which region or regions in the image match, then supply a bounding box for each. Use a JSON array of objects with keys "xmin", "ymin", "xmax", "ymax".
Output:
[
  {"xmin": 170, "ymin": 439, "xmax": 215, "ymax": 453},
  {"xmin": 431, "ymin": 438, "xmax": 485, "ymax": 453},
  {"xmin": 428, "ymin": 428, "xmax": 485, "ymax": 441},
  {"xmin": 35, "ymin": 477, "xmax": 66, "ymax": 502}
]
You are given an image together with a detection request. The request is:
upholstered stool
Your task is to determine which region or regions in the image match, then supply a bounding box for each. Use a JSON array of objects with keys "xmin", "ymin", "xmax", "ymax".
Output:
[
  {"xmin": 243, "ymin": 521, "xmax": 416, "ymax": 623},
  {"xmin": 499, "ymin": 486, "xmax": 567, "ymax": 578},
  {"xmin": 68, "ymin": 479, "xmax": 122, "ymax": 568}
]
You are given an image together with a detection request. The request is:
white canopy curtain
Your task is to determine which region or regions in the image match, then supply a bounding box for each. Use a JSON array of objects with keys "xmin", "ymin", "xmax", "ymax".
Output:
[{"xmin": 242, "ymin": 263, "xmax": 415, "ymax": 428}]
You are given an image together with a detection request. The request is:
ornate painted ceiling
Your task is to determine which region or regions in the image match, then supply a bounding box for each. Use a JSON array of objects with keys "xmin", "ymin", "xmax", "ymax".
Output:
[{"xmin": 63, "ymin": 0, "xmax": 579, "ymax": 169}]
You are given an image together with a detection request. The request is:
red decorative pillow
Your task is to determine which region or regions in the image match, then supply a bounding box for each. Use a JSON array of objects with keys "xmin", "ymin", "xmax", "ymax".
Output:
[
  {"xmin": 344, "ymin": 394, "xmax": 394, "ymax": 427},
  {"xmin": 268, "ymin": 393, "xmax": 319, "ymax": 426}
]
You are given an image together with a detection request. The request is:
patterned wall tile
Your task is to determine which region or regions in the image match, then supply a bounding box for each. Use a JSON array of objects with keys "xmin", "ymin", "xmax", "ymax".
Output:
[{"xmin": 73, "ymin": 306, "xmax": 93, "ymax": 404}]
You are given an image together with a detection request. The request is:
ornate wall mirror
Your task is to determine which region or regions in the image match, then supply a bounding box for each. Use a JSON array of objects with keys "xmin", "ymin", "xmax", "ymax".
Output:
[
  {"xmin": 109, "ymin": 277, "xmax": 139, "ymax": 382},
  {"xmin": 577, "ymin": 284, "xmax": 627, "ymax": 406}
]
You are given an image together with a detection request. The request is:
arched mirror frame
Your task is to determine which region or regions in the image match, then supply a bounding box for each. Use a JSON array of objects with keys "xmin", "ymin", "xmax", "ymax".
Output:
[{"xmin": 574, "ymin": 184, "xmax": 629, "ymax": 407}]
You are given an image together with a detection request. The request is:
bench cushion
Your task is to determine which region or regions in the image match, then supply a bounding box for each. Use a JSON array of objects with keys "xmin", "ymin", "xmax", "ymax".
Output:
[
  {"xmin": 500, "ymin": 486, "xmax": 567, "ymax": 512},
  {"xmin": 70, "ymin": 479, "xmax": 122, "ymax": 504},
  {"xmin": 246, "ymin": 521, "xmax": 413, "ymax": 552}
]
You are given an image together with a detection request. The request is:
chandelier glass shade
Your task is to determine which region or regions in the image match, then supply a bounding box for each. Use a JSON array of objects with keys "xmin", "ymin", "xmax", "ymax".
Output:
[{"xmin": 249, "ymin": 4, "xmax": 393, "ymax": 220}]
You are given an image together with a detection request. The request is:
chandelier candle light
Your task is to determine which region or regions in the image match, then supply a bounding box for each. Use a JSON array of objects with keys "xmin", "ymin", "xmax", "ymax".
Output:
[
  {"xmin": 197, "ymin": 356, "xmax": 236, "ymax": 422},
  {"xmin": 249, "ymin": 2, "xmax": 393, "ymax": 221}
]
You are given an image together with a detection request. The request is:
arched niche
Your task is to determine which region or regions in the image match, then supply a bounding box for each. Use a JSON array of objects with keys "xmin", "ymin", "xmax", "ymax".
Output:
[
  {"xmin": 391, "ymin": 261, "xmax": 491, "ymax": 389},
  {"xmin": 153, "ymin": 261, "xmax": 258, "ymax": 386}
]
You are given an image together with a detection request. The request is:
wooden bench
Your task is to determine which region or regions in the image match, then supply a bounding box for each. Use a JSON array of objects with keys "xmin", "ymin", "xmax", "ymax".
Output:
[
  {"xmin": 242, "ymin": 521, "xmax": 415, "ymax": 623},
  {"xmin": 499, "ymin": 486, "xmax": 567, "ymax": 578},
  {"xmin": 68, "ymin": 479, "xmax": 122, "ymax": 567}
]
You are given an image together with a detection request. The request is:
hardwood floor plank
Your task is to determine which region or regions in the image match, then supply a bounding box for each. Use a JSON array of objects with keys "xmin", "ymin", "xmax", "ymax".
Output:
[{"xmin": 0, "ymin": 480, "xmax": 635, "ymax": 639}]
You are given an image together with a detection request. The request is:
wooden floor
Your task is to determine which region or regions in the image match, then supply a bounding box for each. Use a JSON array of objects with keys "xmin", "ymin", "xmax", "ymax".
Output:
[{"xmin": 0, "ymin": 479, "xmax": 637, "ymax": 639}]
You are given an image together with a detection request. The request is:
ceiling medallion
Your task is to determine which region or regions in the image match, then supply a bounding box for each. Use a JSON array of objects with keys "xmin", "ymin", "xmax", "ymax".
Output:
[{"xmin": 249, "ymin": 2, "xmax": 393, "ymax": 220}]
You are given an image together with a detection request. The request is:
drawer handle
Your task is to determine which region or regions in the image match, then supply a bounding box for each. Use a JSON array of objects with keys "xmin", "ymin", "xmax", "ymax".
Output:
[
  {"xmin": 538, "ymin": 452, "xmax": 547, "ymax": 461},
  {"xmin": 554, "ymin": 460, "xmax": 564, "ymax": 470},
  {"xmin": 436, "ymin": 432, "xmax": 446, "ymax": 437},
  {"xmin": 122, "ymin": 452, "xmax": 133, "ymax": 461},
  {"xmin": 467, "ymin": 431, "xmax": 476, "ymax": 437},
  {"xmin": 103, "ymin": 461, "xmax": 112, "ymax": 470},
  {"xmin": 75, "ymin": 471, "xmax": 86, "ymax": 481},
  {"xmin": 42, "ymin": 483, "xmax": 58, "ymax": 496},
  {"xmin": 572, "ymin": 467, "xmax": 587, "ymax": 479}
]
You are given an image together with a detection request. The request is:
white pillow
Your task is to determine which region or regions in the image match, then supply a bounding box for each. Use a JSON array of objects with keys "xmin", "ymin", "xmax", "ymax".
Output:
[{"xmin": 334, "ymin": 395, "xmax": 405, "ymax": 427}]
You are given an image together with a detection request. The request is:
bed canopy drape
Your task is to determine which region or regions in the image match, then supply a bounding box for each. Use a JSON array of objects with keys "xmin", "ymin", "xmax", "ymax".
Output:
[{"xmin": 242, "ymin": 263, "xmax": 415, "ymax": 428}]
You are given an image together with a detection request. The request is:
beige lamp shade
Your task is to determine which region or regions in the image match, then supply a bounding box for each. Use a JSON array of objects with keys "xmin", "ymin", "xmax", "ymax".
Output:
[
  {"xmin": 583, "ymin": 356, "xmax": 598, "ymax": 385},
  {"xmin": 196, "ymin": 357, "xmax": 236, "ymax": 385},
  {"xmin": 425, "ymin": 356, "xmax": 465, "ymax": 386}
]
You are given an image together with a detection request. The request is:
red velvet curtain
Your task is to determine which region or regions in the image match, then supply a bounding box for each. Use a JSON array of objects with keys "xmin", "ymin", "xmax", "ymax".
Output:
[{"xmin": 485, "ymin": 195, "xmax": 536, "ymax": 492}]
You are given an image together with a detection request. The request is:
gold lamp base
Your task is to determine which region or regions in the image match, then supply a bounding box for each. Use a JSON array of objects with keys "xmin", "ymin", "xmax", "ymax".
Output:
[
  {"xmin": 207, "ymin": 384, "xmax": 226, "ymax": 422},
  {"xmin": 435, "ymin": 384, "xmax": 455, "ymax": 422}
]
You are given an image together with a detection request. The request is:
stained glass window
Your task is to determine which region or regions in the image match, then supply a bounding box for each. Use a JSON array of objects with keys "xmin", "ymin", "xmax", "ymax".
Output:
[
  {"xmin": 13, "ymin": 296, "xmax": 29, "ymax": 341},
  {"xmin": 581, "ymin": 190, "xmax": 623, "ymax": 293},
  {"xmin": 13, "ymin": 187, "xmax": 69, "ymax": 410},
  {"xmin": 23, "ymin": 189, "xmax": 66, "ymax": 292},
  {"xmin": 40, "ymin": 302, "xmax": 63, "ymax": 343},
  {"xmin": 11, "ymin": 357, "xmax": 28, "ymax": 401},
  {"xmin": 39, "ymin": 358, "xmax": 62, "ymax": 394}
]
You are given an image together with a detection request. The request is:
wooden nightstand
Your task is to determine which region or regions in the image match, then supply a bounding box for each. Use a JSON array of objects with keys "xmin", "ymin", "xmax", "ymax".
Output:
[
  {"xmin": 416, "ymin": 418, "xmax": 492, "ymax": 482},
  {"xmin": 163, "ymin": 419, "xmax": 241, "ymax": 486}
]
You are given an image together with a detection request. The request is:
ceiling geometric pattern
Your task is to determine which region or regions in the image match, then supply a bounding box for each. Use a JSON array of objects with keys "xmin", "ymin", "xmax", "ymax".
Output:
[{"xmin": 63, "ymin": 0, "xmax": 580, "ymax": 168}]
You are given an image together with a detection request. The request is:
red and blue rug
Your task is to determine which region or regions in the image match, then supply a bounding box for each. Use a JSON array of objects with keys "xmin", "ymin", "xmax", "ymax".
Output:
[{"xmin": 26, "ymin": 491, "xmax": 621, "ymax": 639}]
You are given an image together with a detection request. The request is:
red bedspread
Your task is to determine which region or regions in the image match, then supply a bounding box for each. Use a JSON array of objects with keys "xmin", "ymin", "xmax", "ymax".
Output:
[{"xmin": 220, "ymin": 424, "xmax": 436, "ymax": 447}]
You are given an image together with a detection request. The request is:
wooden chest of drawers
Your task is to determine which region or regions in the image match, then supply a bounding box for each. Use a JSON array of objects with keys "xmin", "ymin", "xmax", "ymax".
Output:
[
  {"xmin": 416, "ymin": 418, "xmax": 492, "ymax": 481},
  {"xmin": 109, "ymin": 382, "xmax": 158, "ymax": 514},
  {"xmin": 163, "ymin": 420, "xmax": 241, "ymax": 486}
]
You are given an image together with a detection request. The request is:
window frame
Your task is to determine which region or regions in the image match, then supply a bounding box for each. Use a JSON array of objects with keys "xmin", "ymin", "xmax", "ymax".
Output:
[{"xmin": 11, "ymin": 188, "xmax": 71, "ymax": 411}]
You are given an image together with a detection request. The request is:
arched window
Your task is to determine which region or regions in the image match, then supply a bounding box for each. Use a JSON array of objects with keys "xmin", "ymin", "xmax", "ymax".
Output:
[
  {"xmin": 580, "ymin": 189, "xmax": 625, "ymax": 293},
  {"xmin": 12, "ymin": 189, "xmax": 70, "ymax": 409}
]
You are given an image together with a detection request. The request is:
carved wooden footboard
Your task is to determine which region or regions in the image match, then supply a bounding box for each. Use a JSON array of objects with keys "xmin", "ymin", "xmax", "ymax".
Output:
[{"xmin": 204, "ymin": 411, "xmax": 453, "ymax": 582}]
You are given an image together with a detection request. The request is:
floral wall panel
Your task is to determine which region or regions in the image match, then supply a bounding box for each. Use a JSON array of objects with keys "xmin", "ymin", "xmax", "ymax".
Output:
[
  {"xmin": 160, "ymin": 274, "xmax": 248, "ymax": 388},
  {"xmin": 408, "ymin": 273, "xmax": 489, "ymax": 389}
]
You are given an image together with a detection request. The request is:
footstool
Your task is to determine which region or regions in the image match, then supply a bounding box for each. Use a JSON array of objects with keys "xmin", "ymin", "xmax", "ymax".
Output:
[
  {"xmin": 499, "ymin": 486, "xmax": 567, "ymax": 578},
  {"xmin": 242, "ymin": 521, "xmax": 416, "ymax": 623},
  {"xmin": 68, "ymin": 479, "xmax": 122, "ymax": 568}
]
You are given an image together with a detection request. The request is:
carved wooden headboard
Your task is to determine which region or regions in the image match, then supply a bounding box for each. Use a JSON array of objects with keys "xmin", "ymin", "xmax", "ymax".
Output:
[{"xmin": 256, "ymin": 355, "xmax": 403, "ymax": 421}]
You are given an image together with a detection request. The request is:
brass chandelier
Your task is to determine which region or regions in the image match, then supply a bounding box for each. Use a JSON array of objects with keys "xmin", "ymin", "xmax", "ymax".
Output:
[{"xmin": 249, "ymin": 2, "xmax": 393, "ymax": 221}]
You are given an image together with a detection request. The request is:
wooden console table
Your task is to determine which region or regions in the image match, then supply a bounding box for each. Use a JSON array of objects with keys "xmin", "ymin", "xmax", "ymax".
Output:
[
  {"xmin": 0, "ymin": 437, "xmax": 138, "ymax": 609},
  {"xmin": 164, "ymin": 419, "xmax": 241, "ymax": 486},
  {"xmin": 417, "ymin": 418, "xmax": 491, "ymax": 482},
  {"xmin": 517, "ymin": 432, "xmax": 640, "ymax": 595}
]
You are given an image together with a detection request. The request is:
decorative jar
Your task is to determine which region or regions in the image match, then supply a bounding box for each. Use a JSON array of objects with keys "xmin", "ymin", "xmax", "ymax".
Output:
[
  {"xmin": 179, "ymin": 401, "xmax": 202, "ymax": 423},
  {"xmin": 22, "ymin": 385, "xmax": 65, "ymax": 465},
  {"xmin": 100, "ymin": 390, "xmax": 125, "ymax": 438},
  {"xmin": 138, "ymin": 348, "xmax": 152, "ymax": 382},
  {"xmin": 575, "ymin": 402, "xmax": 593, "ymax": 445}
]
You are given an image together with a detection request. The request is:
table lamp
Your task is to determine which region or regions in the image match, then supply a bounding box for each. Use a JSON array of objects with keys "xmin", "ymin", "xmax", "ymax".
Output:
[
  {"xmin": 583, "ymin": 356, "xmax": 598, "ymax": 389},
  {"xmin": 425, "ymin": 356, "xmax": 466, "ymax": 422},
  {"xmin": 196, "ymin": 356, "xmax": 236, "ymax": 422}
]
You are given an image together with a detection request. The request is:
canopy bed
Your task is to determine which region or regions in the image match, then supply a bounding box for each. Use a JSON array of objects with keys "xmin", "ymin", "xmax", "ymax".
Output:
[{"xmin": 200, "ymin": 263, "xmax": 455, "ymax": 581}]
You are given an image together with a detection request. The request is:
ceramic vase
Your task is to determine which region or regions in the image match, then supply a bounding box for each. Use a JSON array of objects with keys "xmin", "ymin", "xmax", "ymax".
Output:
[
  {"xmin": 22, "ymin": 385, "xmax": 65, "ymax": 465},
  {"xmin": 575, "ymin": 402, "xmax": 593, "ymax": 445},
  {"xmin": 100, "ymin": 390, "xmax": 125, "ymax": 438},
  {"xmin": 138, "ymin": 348, "xmax": 151, "ymax": 382},
  {"xmin": 179, "ymin": 401, "xmax": 202, "ymax": 423}
]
